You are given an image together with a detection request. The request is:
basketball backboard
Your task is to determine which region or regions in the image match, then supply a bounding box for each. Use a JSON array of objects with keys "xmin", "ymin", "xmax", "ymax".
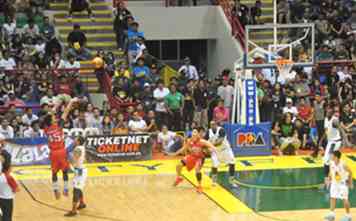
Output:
[{"xmin": 243, "ymin": 23, "xmax": 315, "ymax": 69}]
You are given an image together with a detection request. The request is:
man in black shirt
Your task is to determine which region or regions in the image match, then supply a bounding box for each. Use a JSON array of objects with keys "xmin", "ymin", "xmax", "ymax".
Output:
[
  {"xmin": 340, "ymin": 103, "xmax": 356, "ymax": 146},
  {"xmin": 68, "ymin": 0, "xmax": 94, "ymax": 21},
  {"xmin": 193, "ymin": 80, "xmax": 209, "ymax": 127},
  {"xmin": 113, "ymin": 2, "xmax": 131, "ymax": 50},
  {"xmin": 67, "ymin": 24, "xmax": 87, "ymax": 48}
]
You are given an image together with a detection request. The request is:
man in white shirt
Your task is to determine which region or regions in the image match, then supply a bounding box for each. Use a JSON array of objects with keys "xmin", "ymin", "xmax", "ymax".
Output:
[
  {"xmin": 134, "ymin": 36, "xmax": 146, "ymax": 63},
  {"xmin": 87, "ymin": 108, "xmax": 102, "ymax": 129},
  {"xmin": 178, "ymin": 57, "xmax": 199, "ymax": 81},
  {"xmin": 128, "ymin": 112, "xmax": 147, "ymax": 133},
  {"xmin": 153, "ymin": 80, "xmax": 170, "ymax": 128},
  {"xmin": 23, "ymin": 120, "xmax": 44, "ymax": 138},
  {"xmin": 157, "ymin": 125, "xmax": 179, "ymax": 153},
  {"xmin": 282, "ymin": 98, "xmax": 298, "ymax": 117},
  {"xmin": 22, "ymin": 108, "xmax": 39, "ymax": 126},
  {"xmin": 0, "ymin": 119, "xmax": 14, "ymax": 139},
  {"xmin": 217, "ymin": 76, "xmax": 234, "ymax": 111},
  {"xmin": 0, "ymin": 51, "xmax": 16, "ymax": 70},
  {"xmin": 2, "ymin": 18, "xmax": 16, "ymax": 38},
  {"xmin": 64, "ymin": 55, "xmax": 81, "ymax": 77}
]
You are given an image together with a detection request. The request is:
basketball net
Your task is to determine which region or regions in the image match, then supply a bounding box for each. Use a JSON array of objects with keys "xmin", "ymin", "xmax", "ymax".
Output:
[{"xmin": 275, "ymin": 58, "xmax": 294, "ymax": 80}]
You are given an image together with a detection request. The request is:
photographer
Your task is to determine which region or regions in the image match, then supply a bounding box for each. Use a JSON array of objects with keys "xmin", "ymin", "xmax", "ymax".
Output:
[{"xmin": 178, "ymin": 57, "xmax": 199, "ymax": 82}]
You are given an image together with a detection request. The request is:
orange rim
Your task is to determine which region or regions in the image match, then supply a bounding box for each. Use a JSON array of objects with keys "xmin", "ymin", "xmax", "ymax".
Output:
[{"xmin": 275, "ymin": 59, "xmax": 293, "ymax": 70}]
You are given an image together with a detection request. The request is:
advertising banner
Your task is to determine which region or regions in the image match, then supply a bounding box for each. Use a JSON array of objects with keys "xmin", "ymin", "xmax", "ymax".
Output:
[
  {"xmin": 224, "ymin": 122, "xmax": 272, "ymax": 156},
  {"xmin": 86, "ymin": 134, "xmax": 152, "ymax": 162},
  {"xmin": 5, "ymin": 137, "xmax": 50, "ymax": 166}
]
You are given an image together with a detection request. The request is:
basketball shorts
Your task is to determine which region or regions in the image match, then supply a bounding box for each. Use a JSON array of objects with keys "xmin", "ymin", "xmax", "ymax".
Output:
[
  {"xmin": 330, "ymin": 182, "xmax": 349, "ymax": 200},
  {"xmin": 211, "ymin": 147, "xmax": 235, "ymax": 168},
  {"xmin": 73, "ymin": 168, "xmax": 87, "ymax": 190},
  {"xmin": 50, "ymin": 150, "xmax": 70, "ymax": 173},
  {"xmin": 323, "ymin": 140, "xmax": 342, "ymax": 165},
  {"xmin": 182, "ymin": 155, "xmax": 203, "ymax": 171}
]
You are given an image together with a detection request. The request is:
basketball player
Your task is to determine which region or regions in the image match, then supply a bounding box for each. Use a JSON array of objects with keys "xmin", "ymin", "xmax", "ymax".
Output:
[
  {"xmin": 42, "ymin": 98, "xmax": 77, "ymax": 199},
  {"xmin": 171, "ymin": 129, "xmax": 216, "ymax": 193},
  {"xmin": 207, "ymin": 121, "xmax": 236, "ymax": 187},
  {"xmin": 322, "ymin": 109, "xmax": 342, "ymax": 189},
  {"xmin": 324, "ymin": 150, "xmax": 353, "ymax": 221},
  {"xmin": 65, "ymin": 136, "xmax": 87, "ymax": 217}
]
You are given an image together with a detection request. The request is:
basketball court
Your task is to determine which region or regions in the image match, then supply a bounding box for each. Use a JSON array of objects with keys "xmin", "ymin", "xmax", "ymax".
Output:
[{"xmin": 13, "ymin": 154, "xmax": 356, "ymax": 221}]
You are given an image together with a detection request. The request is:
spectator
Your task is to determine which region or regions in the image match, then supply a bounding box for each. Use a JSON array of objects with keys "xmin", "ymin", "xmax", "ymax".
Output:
[
  {"xmin": 313, "ymin": 94, "xmax": 326, "ymax": 143},
  {"xmin": 68, "ymin": 0, "xmax": 94, "ymax": 21},
  {"xmin": 178, "ymin": 57, "xmax": 199, "ymax": 82},
  {"xmin": 0, "ymin": 119, "xmax": 14, "ymax": 139},
  {"xmin": 113, "ymin": 1, "xmax": 131, "ymax": 49},
  {"xmin": 100, "ymin": 115, "xmax": 113, "ymax": 135},
  {"xmin": 132, "ymin": 57, "xmax": 150, "ymax": 88},
  {"xmin": 128, "ymin": 111, "xmax": 147, "ymax": 133},
  {"xmin": 23, "ymin": 120, "xmax": 44, "ymax": 138},
  {"xmin": 139, "ymin": 83, "xmax": 154, "ymax": 112},
  {"xmin": 193, "ymin": 80, "xmax": 208, "ymax": 127},
  {"xmin": 165, "ymin": 84, "xmax": 183, "ymax": 131},
  {"xmin": 279, "ymin": 113, "xmax": 301, "ymax": 155},
  {"xmin": 145, "ymin": 110, "xmax": 158, "ymax": 132},
  {"xmin": 22, "ymin": 19, "xmax": 40, "ymax": 41},
  {"xmin": 153, "ymin": 80, "xmax": 169, "ymax": 129},
  {"xmin": 0, "ymin": 51, "xmax": 16, "ymax": 70},
  {"xmin": 340, "ymin": 103, "xmax": 356, "ymax": 146},
  {"xmin": 92, "ymin": 52, "xmax": 105, "ymax": 92},
  {"xmin": 271, "ymin": 121, "xmax": 282, "ymax": 155},
  {"xmin": 282, "ymin": 97, "xmax": 298, "ymax": 118},
  {"xmin": 67, "ymin": 24, "xmax": 87, "ymax": 49},
  {"xmin": 45, "ymin": 34, "xmax": 62, "ymax": 58},
  {"xmin": 232, "ymin": 0, "xmax": 249, "ymax": 26},
  {"xmin": 112, "ymin": 113, "xmax": 128, "ymax": 135},
  {"xmin": 63, "ymin": 55, "xmax": 80, "ymax": 77},
  {"xmin": 127, "ymin": 22, "xmax": 144, "ymax": 65},
  {"xmin": 157, "ymin": 125, "xmax": 182, "ymax": 154},
  {"xmin": 217, "ymin": 76, "xmax": 234, "ymax": 112},
  {"xmin": 1, "ymin": 17, "xmax": 16, "ymax": 40},
  {"xmin": 297, "ymin": 97, "xmax": 313, "ymax": 125},
  {"xmin": 250, "ymin": 0, "xmax": 262, "ymax": 24},
  {"xmin": 73, "ymin": 111, "xmax": 87, "ymax": 129},
  {"xmin": 5, "ymin": 91, "xmax": 25, "ymax": 108},
  {"xmin": 213, "ymin": 99, "xmax": 229, "ymax": 125},
  {"xmin": 41, "ymin": 16, "xmax": 55, "ymax": 38},
  {"xmin": 22, "ymin": 107, "xmax": 39, "ymax": 126},
  {"xmin": 182, "ymin": 80, "xmax": 195, "ymax": 129},
  {"xmin": 293, "ymin": 74, "xmax": 311, "ymax": 99},
  {"xmin": 40, "ymin": 89, "xmax": 55, "ymax": 106}
]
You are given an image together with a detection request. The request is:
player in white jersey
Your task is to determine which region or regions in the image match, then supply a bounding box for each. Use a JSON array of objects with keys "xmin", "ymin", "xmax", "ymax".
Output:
[
  {"xmin": 323, "ymin": 109, "xmax": 343, "ymax": 188},
  {"xmin": 324, "ymin": 150, "xmax": 353, "ymax": 221},
  {"xmin": 207, "ymin": 121, "xmax": 236, "ymax": 187},
  {"xmin": 65, "ymin": 136, "xmax": 87, "ymax": 217}
]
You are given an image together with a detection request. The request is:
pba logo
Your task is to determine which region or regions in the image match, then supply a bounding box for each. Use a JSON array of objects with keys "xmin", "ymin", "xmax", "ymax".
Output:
[{"xmin": 236, "ymin": 132, "xmax": 266, "ymax": 147}]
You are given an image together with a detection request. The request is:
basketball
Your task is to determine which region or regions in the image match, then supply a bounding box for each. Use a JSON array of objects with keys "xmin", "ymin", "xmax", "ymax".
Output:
[{"xmin": 92, "ymin": 57, "xmax": 104, "ymax": 69}]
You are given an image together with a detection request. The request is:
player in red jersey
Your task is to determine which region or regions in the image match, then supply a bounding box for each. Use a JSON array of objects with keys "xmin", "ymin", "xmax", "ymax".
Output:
[
  {"xmin": 171, "ymin": 129, "xmax": 216, "ymax": 193},
  {"xmin": 42, "ymin": 98, "xmax": 77, "ymax": 199}
]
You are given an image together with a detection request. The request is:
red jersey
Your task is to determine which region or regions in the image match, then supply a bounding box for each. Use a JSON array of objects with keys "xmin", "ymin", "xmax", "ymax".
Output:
[
  {"xmin": 44, "ymin": 124, "xmax": 65, "ymax": 152},
  {"xmin": 187, "ymin": 139, "xmax": 205, "ymax": 158}
]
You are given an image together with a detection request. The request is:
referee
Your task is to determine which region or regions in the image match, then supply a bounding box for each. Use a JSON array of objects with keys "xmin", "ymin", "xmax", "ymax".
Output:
[{"xmin": 0, "ymin": 135, "xmax": 19, "ymax": 221}]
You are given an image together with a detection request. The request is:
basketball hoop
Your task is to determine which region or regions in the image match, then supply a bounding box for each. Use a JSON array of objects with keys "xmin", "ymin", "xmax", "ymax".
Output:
[{"xmin": 275, "ymin": 58, "xmax": 294, "ymax": 79}]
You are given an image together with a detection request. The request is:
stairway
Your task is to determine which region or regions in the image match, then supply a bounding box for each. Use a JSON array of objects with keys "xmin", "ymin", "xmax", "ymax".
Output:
[
  {"xmin": 50, "ymin": 0, "xmax": 119, "ymax": 93},
  {"xmin": 240, "ymin": 0, "xmax": 275, "ymax": 48}
]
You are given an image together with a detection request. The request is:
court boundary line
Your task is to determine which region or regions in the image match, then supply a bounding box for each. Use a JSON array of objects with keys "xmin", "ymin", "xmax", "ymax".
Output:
[{"xmin": 19, "ymin": 181, "xmax": 126, "ymax": 221}]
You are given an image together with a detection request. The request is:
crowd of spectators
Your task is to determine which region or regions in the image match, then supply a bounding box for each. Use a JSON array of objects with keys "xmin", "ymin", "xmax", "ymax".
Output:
[{"xmin": 0, "ymin": 0, "xmax": 354, "ymax": 157}]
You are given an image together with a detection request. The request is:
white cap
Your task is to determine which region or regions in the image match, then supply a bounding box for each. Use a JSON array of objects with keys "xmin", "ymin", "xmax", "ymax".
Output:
[
  {"xmin": 286, "ymin": 98, "xmax": 293, "ymax": 103},
  {"xmin": 144, "ymin": 83, "xmax": 150, "ymax": 87}
]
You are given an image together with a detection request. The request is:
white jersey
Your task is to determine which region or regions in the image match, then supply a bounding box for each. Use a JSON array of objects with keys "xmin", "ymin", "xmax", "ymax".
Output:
[
  {"xmin": 72, "ymin": 145, "xmax": 87, "ymax": 190},
  {"xmin": 324, "ymin": 116, "xmax": 341, "ymax": 141},
  {"xmin": 73, "ymin": 145, "xmax": 86, "ymax": 169},
  {"xmin": 330, "ymin": 160, "xmax": 350, "ymax": 200},
  {"xmin": 208, "ymin": 127, "xmax": 231, "ymax": 151},
  {"xmin": 330, "ymin": 160, "xmax": 349, "ymax": 185}
]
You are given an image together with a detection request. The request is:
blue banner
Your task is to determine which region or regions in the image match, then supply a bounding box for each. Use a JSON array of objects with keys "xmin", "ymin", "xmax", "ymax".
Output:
[
  {"xmin": 245, "ymin": 79, "xmax": 257, "ymax": 126},
  {"xmin": 224, "ymin": 122, "xmax": 272, "ymax": 156},
  {"xmin": 5, "ymin": 137, "xmax": 50, "ymax": 166}
]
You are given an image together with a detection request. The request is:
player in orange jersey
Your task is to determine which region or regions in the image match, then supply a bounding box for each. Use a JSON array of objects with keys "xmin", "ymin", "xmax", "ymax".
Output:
[
  {"xmin": 171, "ymin": 129, "xmax": 216, "ymax": 193},
  {"xmin": 41, "ymin": 98, "xmax": 78, "ymax": 199}
]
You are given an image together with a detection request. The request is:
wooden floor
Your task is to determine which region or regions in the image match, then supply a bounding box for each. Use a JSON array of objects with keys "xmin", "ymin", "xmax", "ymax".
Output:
[{"xmin": 15, "ymin": 175, "xmax": 355, "ymax": 221}]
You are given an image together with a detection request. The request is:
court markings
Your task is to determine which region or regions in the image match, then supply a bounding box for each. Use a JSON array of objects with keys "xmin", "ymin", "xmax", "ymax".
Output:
[
  {"xmin": 12, "ymin": 154, "xmax": 356, "ymax": 214},
  {"xmin": 182, "ymin": 172, "xmax": 253, "ymax": 213}
]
